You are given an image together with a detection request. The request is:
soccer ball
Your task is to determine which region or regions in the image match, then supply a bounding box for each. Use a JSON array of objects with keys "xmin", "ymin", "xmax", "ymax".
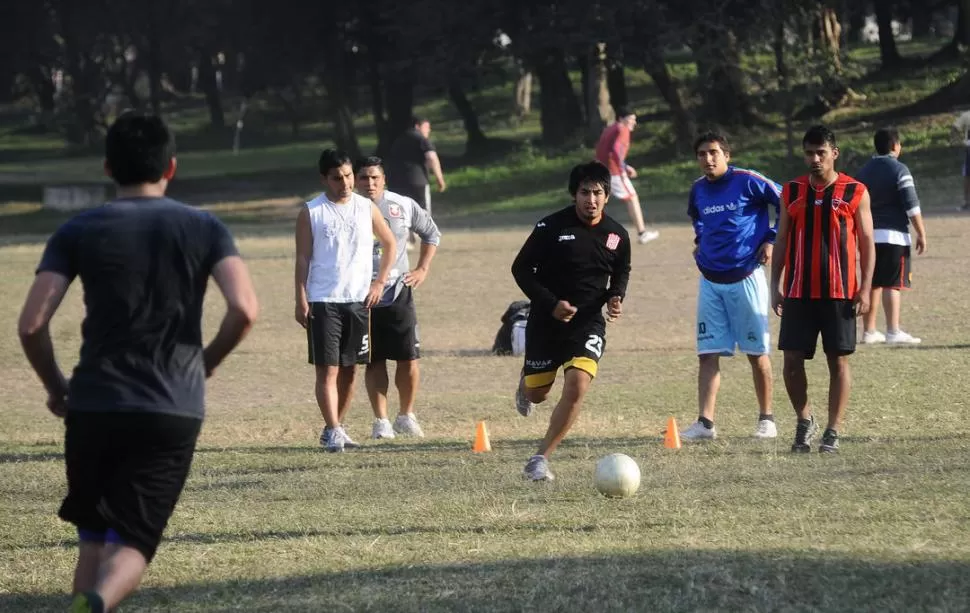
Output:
[{"xmin": 593, "ymin": 453, "xmax": 641, "ymax": 498}]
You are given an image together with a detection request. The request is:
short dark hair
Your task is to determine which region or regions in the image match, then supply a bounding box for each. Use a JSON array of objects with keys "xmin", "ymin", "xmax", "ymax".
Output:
[
  {"xmin": 568, "ymin": 161, "xmax": 611, "ymax": 197},
  {"xmin": 803, "ymin": 124, "xmax": 837, "ymax": 149},
  {"xmin": 693, "ymin": 129, "xmax": 732, "ymax": 155},
  {"xmin": 615, "ymin": 106, "xmax": 635, "ymax": 120},
  {"xmin": 104, "ymin": 111, "xmax": 175, "ymax": 186},
  {"xmin": 318, "ymin": 149, "xmax": 353, "ymax": 176},
  {"xmin": 412, "ymin": 116, "xmax": 429, "ymax": 127},
  {"xmin": 874, "ymin": 127, "xmax": 900, "ymax": 155},
  {"xmin": 354, "ymin": 156, "xmax": 384, "ymax": 175}
]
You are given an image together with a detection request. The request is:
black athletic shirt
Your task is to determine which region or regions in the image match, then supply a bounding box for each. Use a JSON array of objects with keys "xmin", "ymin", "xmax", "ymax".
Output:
[
  {"xmin": 511, "ymin": 206, "xmax": 631, "ymax": 326},
  {"xmin": 36, "ymin": 197, "xmax": 239, "ymax": 419},
  {"xmin": 387, "ymin": 128, "xmax": 434, "ymax": 188}
]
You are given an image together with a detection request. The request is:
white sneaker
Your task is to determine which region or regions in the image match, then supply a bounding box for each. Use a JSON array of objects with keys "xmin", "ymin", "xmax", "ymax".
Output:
[
  {"xmin": 637, "ymin": 230, "xmax": 660, "ymax": 244},
  {"xmin": 371, "ymin": 418, "xmax": 395, "ymax": 439},
  {"xmin": 523, "ymin": 455, "xmax": 554, "ymax": 481},
  {"xmin": 323, "ymin": 426, "xmax": 350, "ymax": 452},
  {"xmin": 515, "ymin": 376, "xmax": 536, "ymax": 417},
  {"xmin": 680, "ymin": 420, "xmax": 717, "ymax": 440},
  {"xmin": 886, "ymin": 330, "xmax": 921, "ymax": 344},
  {"xmin": 862, "ymin": 329, "xmax": 886, "ymax": 344},
  {"xmin": 393, "ymin": 413, "xmax": 425, "ymax": 438},
  {"xmin": 753, "ymin": 419, "xmax": 778, "ymax": 439}
]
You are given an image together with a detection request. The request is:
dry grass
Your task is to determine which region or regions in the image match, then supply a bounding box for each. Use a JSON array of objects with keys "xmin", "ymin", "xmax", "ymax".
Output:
[{"xmin": 2, "ymin": 204, "xmax": 970, "ymax": 611}]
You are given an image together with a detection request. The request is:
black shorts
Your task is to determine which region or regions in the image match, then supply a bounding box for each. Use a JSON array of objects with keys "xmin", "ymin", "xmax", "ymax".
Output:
[
  {"xmin": 778, "ymin": 298, "xmax": 856, "ymax": 360},
  {"xmin": 872, "ymin": 243, "xmax": 911, "ymax": 289},
  {"xmin": 58, "ymin": 411, "xmax": 202, "ymax": 562},
  {"xmin": 307, "ymin": 302, "xmax": 370, "ymax": 366},
  {"xmin": 370, "ymin": 286, "xmax": 420, "ymax": 361},
  {"xmin": 522, "ymin": 316, "xmax": 606, "ymax": 388}
]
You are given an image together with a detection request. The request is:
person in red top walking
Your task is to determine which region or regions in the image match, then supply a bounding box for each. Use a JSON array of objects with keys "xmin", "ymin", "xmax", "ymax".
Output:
[
  {"xmin": 770, "ymin": 125, "xmax": 875, "ymax": 454},
  {"xmin": 595, "ymin": 107, "xmax": 659, "ymax": 244}
]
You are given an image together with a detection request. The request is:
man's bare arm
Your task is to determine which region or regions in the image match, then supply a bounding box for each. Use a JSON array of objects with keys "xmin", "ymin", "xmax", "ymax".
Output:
[
  {"xmin": 18, "ymin": 272, "xmax": 71, "ymax": 399},
  {"xmin": 425, "ymin": 151, "xmax": 446, "ymax": 191},
  {"xmin": 204, "ymin": 256, "xmax": 259, "ymax": 377}
]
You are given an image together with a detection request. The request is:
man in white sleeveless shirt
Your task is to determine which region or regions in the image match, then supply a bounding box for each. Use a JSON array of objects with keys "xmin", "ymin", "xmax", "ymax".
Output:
[
  {"xmin": 354, "ymin": 156, "xmax": 441, "ymax": 439},
  {"xmin": 295, "ymin": 149, "xmax": 397, "ymax": 452}
]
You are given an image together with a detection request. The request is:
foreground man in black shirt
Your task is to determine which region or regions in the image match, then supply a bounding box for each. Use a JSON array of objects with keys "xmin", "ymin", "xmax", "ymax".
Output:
[
  {"xmin": 511, "ymin": 161, "xmax": 632, "ymax": 481},
  {"xmin": 17, "ymin": 112, "xmax": 259, "ymax": 612}
]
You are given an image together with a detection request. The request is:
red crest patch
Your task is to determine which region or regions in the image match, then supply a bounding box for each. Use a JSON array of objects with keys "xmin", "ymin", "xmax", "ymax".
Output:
[
  {"xmin": 606, "ymin": 233, "xmax": 620, "ymax": 250},
  {"xmin": 388, "ymin": 204, "xmax": 402, "ymax": 218}
]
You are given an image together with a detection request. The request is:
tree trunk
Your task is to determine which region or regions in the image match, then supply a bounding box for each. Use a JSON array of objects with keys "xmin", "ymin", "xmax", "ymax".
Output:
[
  {"xmin": 640, "ymin": 46, "xmax": 694, "ymax": 152},
  {"xmin": 816, "ymin": 3, "xmax": 843, "ymax": 75},
  {"xmin": 382, "ymin": 61, "xmax": 415, "ymax": 155},
  {"xmin": 911, "ymin": 10, "xmax": 931, "ymax": 39},
  {"xmin": 447, "ymin": 78, "xmax": 487, "ymax": 157},
  {"xmin": 692, "ymin": 25, "xmax": 759, "ymax": 127},
  {"xmin": 606, "ymin": 56, "xmax": 628, "ymax": 111},
  {"xmin": 585, "ymin": 43, "xmax": 612, "ymax": 146},
  {"xmin": 959, "ymin": 0, "xmax": 970, "ymax": 46},
  {"xmin": 324, "ymin": 40, "xmax": 361, "ymax": 159},
  {"xmin": 533, "ymin": 47, "xmax": 583, "ymax": 149},
  {"xmin": 58, "ymin": 2, "xmax": 100, "ymax": 146},
  {"xmin": 875, "ymin": 0, "xmax": 903, "ymax": 69},
  {"xmin": 846, "ymin": 1, "xmax": 865, "ymax": 44},
  {"xmin": 147, "ymin": 16, "xmax": 162, "ymax": 115},
  {"xmin": 774, "ymin": 2, "xmax": 795, "ymax": 160},
  {"xmin": 368, "ymin": 55, "xmax": 388, "ymax": 156},
  {"xmin": 513, "ymin": 61, "xmax": 532, "ymax": 116},
  {"xmin": 198, "ymin": 50, "xmax": 224, "ymax": 129}
]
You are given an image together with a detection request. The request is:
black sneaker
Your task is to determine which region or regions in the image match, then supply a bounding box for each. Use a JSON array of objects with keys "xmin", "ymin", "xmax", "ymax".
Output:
[
  {"xmin": 819, "ymin": 429, "xmax": 839, "ymax": 453},
  {"xmin": 791, "ymin": 416, "xmax": 818, "ymax": 453}
]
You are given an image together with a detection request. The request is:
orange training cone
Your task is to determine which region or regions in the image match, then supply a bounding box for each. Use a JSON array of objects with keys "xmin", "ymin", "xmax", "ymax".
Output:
[
  {"xmin": 664, "ymin": 417, "xmax": 682, "ymax": 449},
  {"xmin": 473, "ymin": 420, "xmax": 492, "ymax": 453}
]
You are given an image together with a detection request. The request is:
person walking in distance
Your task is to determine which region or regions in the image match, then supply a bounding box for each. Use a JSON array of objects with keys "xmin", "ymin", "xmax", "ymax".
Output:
[
  {"xmin": 295, "ymin": 149, "xmax": 397, "ymax": 452},
  {"xmin": 595, "ymin": 107, "xmax": 659, "ymax": 244}
]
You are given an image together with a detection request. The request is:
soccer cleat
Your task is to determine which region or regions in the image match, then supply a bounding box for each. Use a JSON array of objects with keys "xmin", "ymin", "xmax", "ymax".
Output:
[
  {"xmin": 393, "ymin": 413, "xmax": 425, "ymax": 438},
  {"xmin": 680, "ymin": 420, "xmax": 717, "ymax": 441},
  {"xmin": 637, "ymin": 230, "xmax": 660, "ymax": 244},
  {"xmin": 515, "ymin": 376, "xmax": 536, "ymax": 417},
  {"xmin": 819, "ymin": 429, "xmax": 840, "ymax": 453},
  {"xmin": 862, "ymin": 329, "xmax": 886, "ymax": 344},
  {"xmin": 753, "ymin": 419, "xmax": 778, "ymax": 439},
  {"xmin": 886, "ymin": 330, "xmax": 921, "ymax": 344},
  {"xmin": 791, "ymin": 416, "xmax": 818, "ymax": 453},
  {"xmin": 70, "ymin": 592, "xmax": 105, "ymax": 613},
  {"xmin": 371, "ymin": 418, "xmax": 395, "ymax": 440},
  {"xmin": 523, "ymin": 455, "xmax": 554, "ymax": 481}
]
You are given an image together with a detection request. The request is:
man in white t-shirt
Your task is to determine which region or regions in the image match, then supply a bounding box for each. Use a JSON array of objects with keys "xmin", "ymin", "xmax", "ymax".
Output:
[
  {"xmin": 953, "ymin": 110, "xmax": 970, "ymax": 211},
  {"xmin": 295, "ymin": 149, "xmax": 397, "ymax": 452},
  {"xmin": 355, "ymin": 156, "xmax": 441, "ymax": 440}
]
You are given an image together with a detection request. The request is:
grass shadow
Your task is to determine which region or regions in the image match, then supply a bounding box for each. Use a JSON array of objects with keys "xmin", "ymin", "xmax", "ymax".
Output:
[{"xmin": 3, "ymin": 549, "xmax": 967, "ymax": 612}]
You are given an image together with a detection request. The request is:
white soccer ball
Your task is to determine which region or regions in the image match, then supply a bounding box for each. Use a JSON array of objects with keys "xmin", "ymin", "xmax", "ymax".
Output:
[{"xmin": 593, "ymin": 453, "xmax": 641, "ymax": 498}]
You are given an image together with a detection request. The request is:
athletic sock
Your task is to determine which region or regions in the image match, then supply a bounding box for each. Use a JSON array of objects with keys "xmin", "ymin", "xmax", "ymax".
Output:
[
  {"xmin": 698, "ymin": 416, "xmax": 714, "ymax": 429},
  {"xmin": 758, "ymin": 414, "xmax": 774, "ymax": 422}
]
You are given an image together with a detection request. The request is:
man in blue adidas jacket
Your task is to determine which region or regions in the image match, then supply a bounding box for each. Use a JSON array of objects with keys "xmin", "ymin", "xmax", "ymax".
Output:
[{"xmin": 682, "ymin": 130, "xmax": 780, "ymax": 441}]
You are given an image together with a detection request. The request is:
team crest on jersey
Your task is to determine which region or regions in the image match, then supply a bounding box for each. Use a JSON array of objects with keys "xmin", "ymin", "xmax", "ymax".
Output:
[
  {"xmin": 605, "ymin": 233, "xmax": 621, "ymax": 250},
  {"xmin": 388, "ymin": 203, "xmax": 402, "ymax": 218}
]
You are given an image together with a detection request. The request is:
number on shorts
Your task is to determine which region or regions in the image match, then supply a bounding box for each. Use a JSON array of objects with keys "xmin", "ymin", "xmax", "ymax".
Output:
[
  {"xmin": 585, "ymin": 334, "xmax": 604, "ymax": 358},
  {"xmin": 698, "ymin": 322, "xmax": 707, "ymax": 334},
  {"xmin": 360, "ymin": 334, "xmax": 370, "ymax": 354}
]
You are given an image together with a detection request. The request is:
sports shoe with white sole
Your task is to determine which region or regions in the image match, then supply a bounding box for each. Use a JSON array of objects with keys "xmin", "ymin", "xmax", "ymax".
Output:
[
  {"xmin": 523, "ymin": 454, "xmax": 554, "ymax": 481},
  {"xmin": 818, "ymin": 428, "xmax": 840, "ymax": 453},
  {"xmin": 371, "ymin": 418, "xmax": 395, "ymax": 439},
  {"xmin": 862, "ymin": 329, "xmax": 886, "ymax": 344},
  {"xmin": 515, "ymin": 376, "xmax": 536, "ymax": 417},
  {"xmin": 637, "ymin": 230, "xmax": 660, "ymax": 244},
  {"xmin": 886, "ymin": 330, "xmax": 921, "ymax": 344},
  {"xmin": 680, "ymin": 420, "xmax": 717, "ymax": 440},
  {"xmin": 753, "ymin": 419, "xmax": 778, "ymax": 439},
  {"xmin": 393, "ymin": 413, "xmax": 425, "ymax": 438},
  {"xmin": 791, "ymin": 416, "xmax": 818, "ymax": 453}
]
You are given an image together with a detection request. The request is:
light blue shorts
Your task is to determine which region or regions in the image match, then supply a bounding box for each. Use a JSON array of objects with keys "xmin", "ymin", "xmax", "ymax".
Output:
[{"xmin": 696, "ymin": 267, "xmax": 770, "ymax": 356}]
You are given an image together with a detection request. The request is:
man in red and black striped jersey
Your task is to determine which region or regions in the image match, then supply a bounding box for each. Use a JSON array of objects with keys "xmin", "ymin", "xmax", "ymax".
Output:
[{"xmin": 770, "ymin": 125, "xmax": 875, "ymax": 454}]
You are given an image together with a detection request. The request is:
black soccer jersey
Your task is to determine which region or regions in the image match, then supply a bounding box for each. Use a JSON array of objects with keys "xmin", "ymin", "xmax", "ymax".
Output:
[{"xmin": 511, "ymin": 206, "xmax": 631, "ymax": 325}]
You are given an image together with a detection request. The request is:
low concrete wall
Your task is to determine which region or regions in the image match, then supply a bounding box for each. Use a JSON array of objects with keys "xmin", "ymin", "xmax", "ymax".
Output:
[{"xmin": 42, "ymin": 185, "xmax": 106, "ymax": 211}]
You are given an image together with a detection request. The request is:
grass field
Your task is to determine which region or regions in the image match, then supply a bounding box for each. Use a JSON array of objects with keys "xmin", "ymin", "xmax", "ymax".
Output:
[{"xmin": 2, "ymin": 207, "xmax": 970, "ymax": 611}]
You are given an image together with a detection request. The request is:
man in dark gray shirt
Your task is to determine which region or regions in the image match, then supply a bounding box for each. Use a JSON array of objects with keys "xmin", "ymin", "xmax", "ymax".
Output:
[
  {"xmin": 855, "ymin": 127, "xmax": 927, "ymax": 345},
  {"xmin": 17, "ymin": 112, "xmax": 259, "ymax": 612}
]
